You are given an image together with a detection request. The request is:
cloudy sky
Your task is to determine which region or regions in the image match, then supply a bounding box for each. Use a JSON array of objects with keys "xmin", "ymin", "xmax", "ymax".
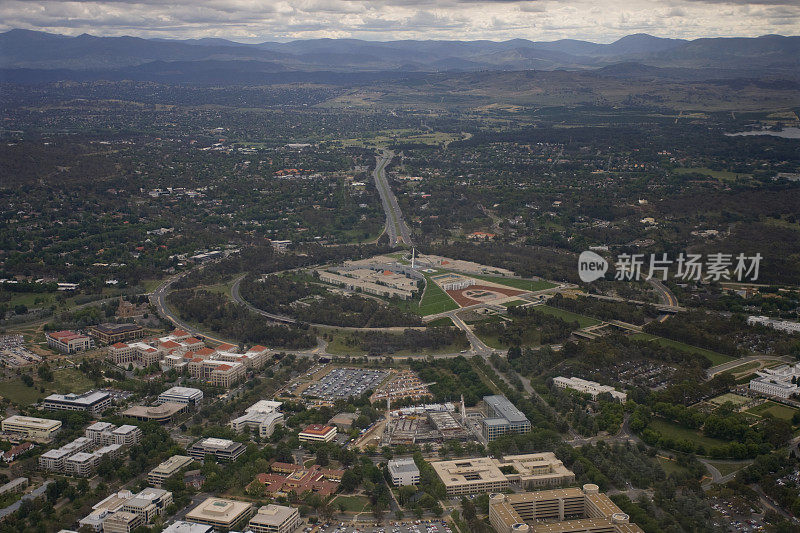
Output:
[{"xmin": 1, "ymin": 0, "xmax": 798, "ymax": 43}]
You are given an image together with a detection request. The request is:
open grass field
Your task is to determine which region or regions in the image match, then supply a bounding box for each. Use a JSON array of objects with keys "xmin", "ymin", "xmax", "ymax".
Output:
[
  {"xmin": 657, "ymin": 456, "xmax": 694, "ymax": 477},
  {"xmin": 630, "ymin": 333, "xmax": 733, "ymax": 366},
  {"xmin": 417, "ymin": 274, "xmax": 459, "ymax": 316},
  {"xmin": 533, "ymin": 305, "xmax": 600, "ymax": 328},
  {"xmin": 746, "ymin": 401, "xmax": 799, "ymax": 422},
  {"xmin": 330, "ymin": 494, "xmax": 370, "ymax": 513},
  {"xmin": 471, "ymin": 275, "xmax": 556, "ymax": 292},
  {"xmin": 709, "ymin": 393, "xmax": 751, "ymax": 407},
  {"xmin": 0, "ymin": 367, "xmax": 95, "ymax": 406},
  {"xmin": 674, "ymin": 167, "xmax": 751, "ymax": 181},
  {"xmin": 502, "ymin": 299, "xmax": 527, "ymax": 308},
  {"xmin": 427, "ymin": 316, "xmax": 455, "ymax": 327},
  {"xmin": 648, "ymin": 418, "xmax": 730, "ymax": 449}
]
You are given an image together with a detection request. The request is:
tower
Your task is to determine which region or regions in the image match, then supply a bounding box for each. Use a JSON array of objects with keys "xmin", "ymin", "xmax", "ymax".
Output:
[
  {"xmin": 460, "ymin": 394, "xmax": 466, "ymax": 423},
  {"xmin": 411, "ymin": 247, "xmax": 416, "ymax": 269}
]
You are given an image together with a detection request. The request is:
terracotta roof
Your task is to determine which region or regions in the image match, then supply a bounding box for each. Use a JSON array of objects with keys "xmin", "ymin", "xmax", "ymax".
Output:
[
  {"xmin": 300, "ymin": 424, "xmax": 335, "ymax": 436},
  {"xmin": 111, "ymin": 342, "xmax": 129, "ymax": 348},
  {"xmin": 160, "ymin": 340, "xmax": 181, "ymax": 349},
  {"xmin": 183, "ymin": 337, "xmax": 202, "ymax": 345}
]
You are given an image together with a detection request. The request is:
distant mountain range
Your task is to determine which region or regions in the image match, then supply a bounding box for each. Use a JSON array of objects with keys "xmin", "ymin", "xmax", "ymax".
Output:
[{"xmin": 1, "ymin": 29, "xmax": 798, "ymax": 84}]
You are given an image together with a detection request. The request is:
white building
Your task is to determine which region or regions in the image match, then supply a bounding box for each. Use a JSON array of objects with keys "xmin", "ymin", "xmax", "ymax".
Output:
[
  {"xmin": 1, "ymin": 415, "xmax": 62, "ymax": 442},
  {"xmin": 230, "ymin": 400, "xmax": 284, "ymax": 438},
  {"xmin": 750, "ymin": 363, "xmax": 800, "ymax": 399},
  {"xmin": 157, "ymin": 386, "xmax": 204, "ymax": 406},
  {"xmin": 747, "ymin": 316, "xmax": 800, "ymax": 334},
  {"xmin": 388, "ymin": 457, "xmax": 420, "ymax": 486},
  {"xmin": 552, "ymin": 376, "xmax": 627, "ymax": 402}
]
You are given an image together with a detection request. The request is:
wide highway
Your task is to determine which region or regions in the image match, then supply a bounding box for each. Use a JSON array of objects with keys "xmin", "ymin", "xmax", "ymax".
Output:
[{"xmin": 372, "ymin": 151, "xmax": 413, "ymax": 247}]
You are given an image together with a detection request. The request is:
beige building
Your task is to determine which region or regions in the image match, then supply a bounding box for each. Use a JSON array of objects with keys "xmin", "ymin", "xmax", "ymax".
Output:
[
  {"xmin": 317, "ymin": 269, "xmax": 416, "ymax": 300},
  {"xmin": 102, "ymin": 511, "xmax": 143, "ymax": 533},
  {"xmin": 148, "ymin": 455, "xmax": 194, "ymax": 487},
  {"xmin": 121, "ymin": 402, "xmax": 186, "ymax": 423},
  {"xmin": 185, "ymin": 498, "xmax": 253, "ymax": 530},
  {"xmin": 489, "ymin": 485, "xmax": 643, "ymax": 533},
  {"xmin": 248, "ymin": 504, "xmax": 301, "ymax": 533},
  {"xmin": 1, "ymin": 415, "xmax": 62, "ymax": 442},
  {"xmin": 431, "ymin": 454, "xmax": 574, "ymax": 496}
]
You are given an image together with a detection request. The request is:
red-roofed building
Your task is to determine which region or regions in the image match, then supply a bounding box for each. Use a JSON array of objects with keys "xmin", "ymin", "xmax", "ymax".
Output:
[
  {"xmin": 2, "ymin": 442, "xmax": 34, "ymax": 462},
  {"xmin": 216, "ymin": 343, "xmax": 238, "ymax": 353},
  {"xmin": 298, "ymin": 424, "xmax": 337, "ymax": 443},
  {"xmin": 159, "ymin": 340, "xmax": 182, "ymax": 350},
  {"xmin": 467, "ymin": 231, "xmax": 496, "ymax": 240},
  {"xmin": 46, "ymin": 330, "xmax": 94, "ymax": 354},
  {"xmin": 170, "ymin": 329, "xmax": 191, "ymax": 341},
  {"xmin": 107, "ymin": 342, "xmax": 135, "ymax": 364},
  {"xmin": 251, "ymin": 463, "xmax": 344, "ymax": 497},
  {"xmin": 192, "ymin": 347, "xmax": 216, "ymax": 358}
]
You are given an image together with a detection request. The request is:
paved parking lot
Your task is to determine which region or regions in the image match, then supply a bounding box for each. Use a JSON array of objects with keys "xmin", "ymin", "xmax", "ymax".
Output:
[{"xmin": 302, "ymin": 368, "xmax": 390, "ymax": 401}]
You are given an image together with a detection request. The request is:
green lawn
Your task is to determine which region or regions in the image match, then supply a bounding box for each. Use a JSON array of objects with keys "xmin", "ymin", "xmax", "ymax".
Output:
[
  {"xmin": 648, "ymin": 418, "xmax": 729, "ymax": 449},
  {"xmin": 630, "ymin": 333, "xmax": 733, "ymax": 366},
  {"xmin": 657, "ymin": 456, "xmax": 693, "ymax": 477},
  {"xmin": 502, "ymin": 300, "xmax": 527, "ymax": 308},
  {"xmin": 427, "ymin": 317, "xmax": 455, "ymax": 327},
  {"xmin": 708, "ymin": 393, "xmax": 751, "ymax": 407},
  {"xmin": 746, "ymin": 401, "xmax": 799, "ymax": 422},
  {"xmin": 418, "ymin": 274, "xmax": 459, "ymax": 316},
  {"xmin": 674, "ymin": 167, "xmax": 751, "ymax": 181},
  {"xmin": 0, "ymin": 367, "xmax": 96, "ymax": 406},
  {"xmin": 532, "ymin": 305, "xmax": 601, "ymax": 328},
  {"xmin": 471, "ymin": 275, "xmax": 556, "ymax": 292},
  {"xmin": 331, "ymin": 494, "xmax": 371, "ymax": 512}
]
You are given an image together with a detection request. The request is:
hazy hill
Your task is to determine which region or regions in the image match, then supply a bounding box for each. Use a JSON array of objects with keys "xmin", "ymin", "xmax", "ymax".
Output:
[{"xmin": 1, "ymin": 29, "xmax": 798, "ymax": 82}]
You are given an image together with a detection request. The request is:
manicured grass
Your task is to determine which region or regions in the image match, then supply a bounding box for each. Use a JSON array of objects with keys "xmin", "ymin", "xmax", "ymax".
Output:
[
  {"xmin": 708, "ymin": 393, "xmax": 751, "ymax": 407},
  {"xmin": 532, "ymin": 305, "xmax": 600, "ymax": 328},
  {"xmin": 720, "ymin": 361, "xmax": 761, "ymax": 376},
  {"xmin": 0, "ymin": 367, "xmax": 96, "ymax": 406},
  {"xmin": 331, "ymin": 494, "xmax": 371, "ymax": 512},
  {"xmin": 648, "ymin": 418, "xmax": 729, "ymax": 449},
  {"xmin": 471, "ymin": 275, "xmax": 556, "ymax": 292},
  {"xmin": 427, "ymin": 317, "xmax": 455, "ymax": 327},
  {"xmin": 418, "ymin": 274, "xmax": 459, "ymax": 316},
  {"xmin": 746, "ymin": 401, "xmax": 799, "ymax": 422},
  {"xmin": 629, "ymin": 333, "xmax": 733, "ymax": 366}
]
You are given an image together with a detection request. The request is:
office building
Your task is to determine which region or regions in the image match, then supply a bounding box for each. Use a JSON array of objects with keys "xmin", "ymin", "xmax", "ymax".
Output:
[
  {"xmin": 185, "ymin": 498, "xmax": 253, "ymax": 530},
  {"xmin": 148, "ymin": 455, "xmax": 194, "ymax": 487},
  {"xmin": 1, "ymin": 415, "xmax": 62, "ymax": 442},
  {"xmin": 298, "ymin": 424, "xmax": 337, "ymax": 443},
  {"xmin": 162, "ymin": 521, "xmax": 214, "ymax": 533},
  {"xmin": 552, "ymin": 377, "xmax": 627, "ymax": 402},
  {"xmin": 122, "ymin": 487, "xmax": 173, "ymax": 523},
  {"xmin": 230, "ymin": 400, "xmax": 284, "ymax": 438},
  {"xmin": 482, "ymin": 395, "xmax": 531, "ymax": 441},
  {"xmin": 121, "ymin": 402, "xmax": 186, "ymax": 423},
  {"xmin": 79, "ymin": 490, "xmax": 134, "ymax": 532},
  {"xmin": 431, "ymin": 454, "xmax": 575, "ymax": 496},
  {"xmin": 88, "ymin": 323, "xmax": 144, "ymax": 345},
  {"xmin": 253, "ymin": 463, "xmax": 343, "ymax": 497},
  {"xmin": 388, "ymin": 457, "xmax": 420, "ymax": 486},
  {"xmin": 248, "ymin": 504, "xmax": 301, "ymax": 533},
  {"xmin": 489, "ymin": 485, "xmax": 643, "ymax": 533},
  {"xmin": 46, "ymin": 331, "xmax": 94, "ymax": 354},
  {"xmin": 103, "ymin": 511, "xmax": 144, "ymax": 533},
  {"xmin": 107, "ymin": 342, "xmax": 136, "ymax": 365},
  {"xmin": 187, "ymin": 437, "xmax": 246, "ymax": 462},
  {"xmin": 43, "ymin": 390, "xmax": 112, "ymax": 415},
  {"xmin": 158, "ymin": 386, "xmax": 204, "ymax": 406},
  {"xmin": 113, "ymin": 425, "xmax": 142, "ymax": 445}
]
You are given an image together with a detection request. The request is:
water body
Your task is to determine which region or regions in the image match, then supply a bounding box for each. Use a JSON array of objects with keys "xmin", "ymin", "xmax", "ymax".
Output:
[{"xmin": 725, "ymin": 127, "xmax": 800, "ymax": 139}]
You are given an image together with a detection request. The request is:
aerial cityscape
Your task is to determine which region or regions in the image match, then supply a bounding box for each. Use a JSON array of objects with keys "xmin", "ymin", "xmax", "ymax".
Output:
[{"xmin": 0, "ymin": 1, "xmax": 799, "ymax": 533}]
